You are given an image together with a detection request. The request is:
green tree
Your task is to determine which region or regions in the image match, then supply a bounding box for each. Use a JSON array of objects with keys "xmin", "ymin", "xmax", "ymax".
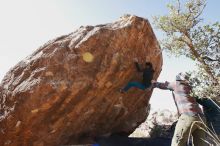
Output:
[{"xmin": 154, "ymin": 0, "xmax": 220, "ymax": 99}]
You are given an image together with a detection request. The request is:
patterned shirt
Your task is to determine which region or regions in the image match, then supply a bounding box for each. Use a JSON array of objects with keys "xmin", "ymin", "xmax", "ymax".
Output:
[{"xmin": 153, "ymin": 81, "xmax": 203, "ymax": 116}]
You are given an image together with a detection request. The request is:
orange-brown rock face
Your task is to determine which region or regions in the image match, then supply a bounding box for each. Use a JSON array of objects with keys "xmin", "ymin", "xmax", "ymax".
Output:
[{"xmin": 0, "ymin": 15, "xmax": 162, "ymax": 146}]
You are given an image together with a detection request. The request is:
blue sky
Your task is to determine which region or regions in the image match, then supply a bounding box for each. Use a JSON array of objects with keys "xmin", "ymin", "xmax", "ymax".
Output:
[{"xmin": 0, "ymin": 0, "xmax": 219, "ymax": 110}]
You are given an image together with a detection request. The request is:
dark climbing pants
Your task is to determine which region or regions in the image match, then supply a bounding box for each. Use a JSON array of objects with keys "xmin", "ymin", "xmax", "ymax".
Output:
[{"xmin": 122, "ymin": 82, "xmax": 150, "ymax": 92}]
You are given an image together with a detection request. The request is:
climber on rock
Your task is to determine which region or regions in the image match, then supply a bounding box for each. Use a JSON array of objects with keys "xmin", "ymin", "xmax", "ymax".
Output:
[
  {"xmin": 120, "ymin": 58, "xmax": 154, "ymax": 93},
  {"xmin": 151, "ymin": 72, "xmax": 206, "ymax": 146}
]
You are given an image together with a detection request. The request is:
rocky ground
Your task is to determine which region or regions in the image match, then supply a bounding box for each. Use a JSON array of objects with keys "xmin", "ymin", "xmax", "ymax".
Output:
[
  {"xmin": 130, "ymin": 108, "xmax": 178, "ymax": 138},
  {"xmin": 94, "ymin": 109, "xmax": 178, "ymax": 146},
  {"xmin": 96, "ymin": 135, "xmax": 172, "ymax": 146}
]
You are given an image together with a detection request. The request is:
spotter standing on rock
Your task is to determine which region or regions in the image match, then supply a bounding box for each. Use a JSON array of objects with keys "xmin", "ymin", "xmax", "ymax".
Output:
[{"xmin": 152, "ymin": 72, "xmax": 206, "ymax": 146}]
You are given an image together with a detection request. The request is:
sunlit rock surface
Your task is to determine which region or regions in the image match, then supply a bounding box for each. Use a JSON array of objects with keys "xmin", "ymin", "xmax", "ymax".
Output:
[{"xmin": 0, "ymin": 15, "xmax": 162, "ymax": 146}]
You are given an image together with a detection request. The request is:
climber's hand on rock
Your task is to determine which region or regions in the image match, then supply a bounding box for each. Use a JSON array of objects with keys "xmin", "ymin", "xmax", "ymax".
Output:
[
  {"xmin": 151, "ymin": 80, "xmax": 156, "ymax": 84},
  {"xmin": 151, "ymin": 80, "xmax": 157, "ymax": 88}
]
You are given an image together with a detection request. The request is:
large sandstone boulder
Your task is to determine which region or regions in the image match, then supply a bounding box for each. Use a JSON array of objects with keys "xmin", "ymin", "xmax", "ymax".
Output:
[{"xmin": 0, "ymin": 15, "xmax": 162, "ymax": 146}]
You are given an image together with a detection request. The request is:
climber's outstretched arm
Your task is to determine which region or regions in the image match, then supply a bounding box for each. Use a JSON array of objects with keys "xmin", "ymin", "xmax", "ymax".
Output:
[{"xmin": 151, "ymin": 80, "xmax": 174, "ymax": 91}]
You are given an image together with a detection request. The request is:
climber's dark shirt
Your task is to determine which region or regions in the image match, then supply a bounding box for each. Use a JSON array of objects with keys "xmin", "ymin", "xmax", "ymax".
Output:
[{"xmin": 135, "ymin": 62, "xmax": 154, "ymax": 87}]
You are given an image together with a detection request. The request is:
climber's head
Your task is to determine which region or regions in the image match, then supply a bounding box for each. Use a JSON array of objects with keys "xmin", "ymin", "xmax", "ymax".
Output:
[{"xmin": 145, "ymin": 62, "xmax": 153, "ymax": 69}]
